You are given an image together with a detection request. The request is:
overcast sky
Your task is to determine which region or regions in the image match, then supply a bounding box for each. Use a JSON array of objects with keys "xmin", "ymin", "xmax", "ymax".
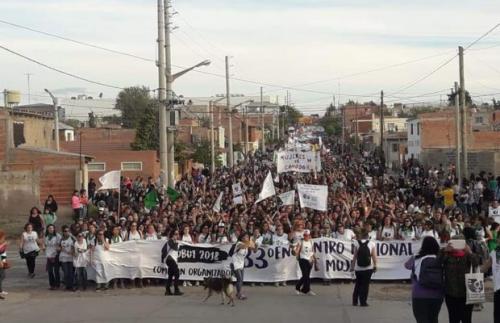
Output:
[{"xmin": 0, "ymin": 0, "xmax": 499, "ymax": 116}]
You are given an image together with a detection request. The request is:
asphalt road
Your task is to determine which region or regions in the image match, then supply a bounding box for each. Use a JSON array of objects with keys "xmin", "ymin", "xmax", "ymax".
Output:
[{"xmin": 0, "ymin": 257, "xmax": 494, "ymax": 323}]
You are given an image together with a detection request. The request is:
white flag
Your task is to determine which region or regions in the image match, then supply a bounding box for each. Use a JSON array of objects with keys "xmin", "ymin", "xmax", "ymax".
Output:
[
  {"xmin": 297, "ymin": 184, "xmax": 328, "ymax": 211},
  {"xmin": 213, "ymin": 192, "xmax": 223, "ymax": 213},
  {"xmin": 98, "ymin": 170, "xmax": 121, "ymax": 190},
  {"xmin": 256, "ymin": 171, "xmax": 276, "ymax": 203},
  {"xmin": 278, "ymin": 190, "xmax": 295, "ymax": 206},
  {"xmin": 274, "ymin": 174, "xmax": 279, "ymax": 183}
]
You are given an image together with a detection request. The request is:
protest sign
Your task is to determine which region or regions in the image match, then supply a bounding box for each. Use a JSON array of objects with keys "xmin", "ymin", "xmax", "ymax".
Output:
[{"xmin": 297, "ymin": 184, "xmax": 328, "ymax": 211}]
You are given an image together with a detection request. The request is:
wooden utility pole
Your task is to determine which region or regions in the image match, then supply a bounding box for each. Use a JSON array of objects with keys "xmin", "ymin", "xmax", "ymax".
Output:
[
  {"xmin": 459, "ymin": 46, "xmax": 468, "ymax": 179},
  {"xmin": 380, "ymin": 90, "xmax": 385, "ymax": 171},
  {"xmin": 454, "ymin": 82, "xmax": 461, "ymax": 187}
]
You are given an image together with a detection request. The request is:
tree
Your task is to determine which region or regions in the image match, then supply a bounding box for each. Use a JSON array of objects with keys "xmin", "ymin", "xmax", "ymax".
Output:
[
  {"xmin": 319, "ymin": 115, "xmax": 341, "ymax": 136},
  {"xmin": 191, "ymin": 140, "xmax": 212, "ymax": 167},
  {"xmin": 493, "ymin": 98, "xmax": 500, "ymax": 110},
  {"xmin": 102, "ymin": 114, "xmax": 122, "ymax": 125},
  {"xmin": 63, "ymin": 118, "xmax": 81, "ymax": 129},
  {"xmin": 131, "ymin": 102, "xmax": 159, "ymax": 151},
  {"xmin": 280, "ymin": 105, "xmax": 303, "ymax": 129},
  {"xmin": 447, "ymin": 89, "xmax": 473, "ymax": 107},
  {"xmin": 115, "ymin": 86, "xmax": 152, "ymax": 129}
]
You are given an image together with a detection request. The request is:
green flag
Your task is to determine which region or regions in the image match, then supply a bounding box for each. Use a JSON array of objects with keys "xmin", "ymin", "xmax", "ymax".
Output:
[
  {"xmin": 166, "ymin": 187, "xmax": 181, "ymax": 202},
  {"xmin": 144, "ymin": 190, "xmax": 159, "ymax": 209}
]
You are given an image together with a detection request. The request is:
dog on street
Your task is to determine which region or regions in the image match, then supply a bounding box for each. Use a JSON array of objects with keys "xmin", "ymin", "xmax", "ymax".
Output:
[{"xmin": 202, "ymin": 277, "xmax": 235, "ymax": 306}]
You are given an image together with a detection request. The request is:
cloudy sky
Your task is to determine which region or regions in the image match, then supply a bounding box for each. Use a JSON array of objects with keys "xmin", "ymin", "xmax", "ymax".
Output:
[{"xmin": 0, "ymin": 0, "xmax": 499, "ymax": 116}]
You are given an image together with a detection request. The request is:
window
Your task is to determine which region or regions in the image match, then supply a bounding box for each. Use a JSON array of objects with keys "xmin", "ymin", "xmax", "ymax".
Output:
[
  {"xmin": 475, "ymin": 116, "xmax": 484, "ymax": 124},
  {"xmin": 417, "ymin": 122, "xmax": 420, "ymax": 135},
  {"xmin": 13, "ymin": 122, "xmax": 26, "ymax": 147},
  {"xmin": 392, "ymin": 143, "xmax": 399, "ymax": 152},
  {"xmin": 121, "ymin": 162, "xmax": 143, "ymax": 171},
  {"xmin": 410, "ymin": 123, "xmax": 414, "ymax": 135},
  {"xmin": 88, "ymin": 162, "xmax": 106, "ymax": 172},
  {"xmin": 388, "ymin": 123, "xmax": 395, "ymax": 132}
]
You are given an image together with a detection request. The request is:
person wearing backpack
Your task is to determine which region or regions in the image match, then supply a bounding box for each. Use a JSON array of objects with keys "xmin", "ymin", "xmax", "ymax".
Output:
[
  {"xmin": 405, "ymin": 236, "xmax": 444, "ymax": 323},
  {"xmin": 351, "ymin": 228, "xmax": 377, "ymax": 306}
]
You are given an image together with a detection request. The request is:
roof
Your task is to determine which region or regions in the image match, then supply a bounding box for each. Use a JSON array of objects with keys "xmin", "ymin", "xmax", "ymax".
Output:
[
  {"xmin": 10, "ymin": 109, "xmax": 53, "ymax": 119},
  {"xmin": 17, "ymin": 146, "xmax": 94, "ymax": 160},
  {"xmin": 58, "ymin": 122, "xmax": 74, "ymax": 130}
]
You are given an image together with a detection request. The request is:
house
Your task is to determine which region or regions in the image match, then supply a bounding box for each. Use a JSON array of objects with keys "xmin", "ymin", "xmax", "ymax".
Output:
[
  {"xmin": 0, "ymin": 108, "xmax": 92, "ymax": 216},
  {"xmin": 407, "ymin": 109, "xmax": 500, "ymax": 174},
  {"xmin": 60, "ymin": 128, "xmax": 160, "ymax": 184},
  {"xmin": 382, "ymin": 131, "xmax": 408, "ymax": 170}
]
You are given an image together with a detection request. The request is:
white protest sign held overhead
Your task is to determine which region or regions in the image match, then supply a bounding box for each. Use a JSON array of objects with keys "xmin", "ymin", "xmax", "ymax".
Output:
[
  {"xmin": 232, "ymin": 183, "xmax": 242, "ymax": 196},
  {"xmin": 297, "ymin": 184, "xmax": 328, "ymax": 211},
  {"xmin": 365, "ymin": 176, "xmax": 373, "ymax": 188},
  {"xmin": 276, "ymin": 151, "xmax": 321, "ymax": 173},
  {"xmin": 256, "ymin": 171, "xmax": 276, "ymax": 203},
  {"xmin": 98, "ymin": 170, "xmax": 121, "ymax": 190},
  {"xmin": 278, "ymin": 190, "xmax": 295, "ymax": 206},
  {"xmin": 213, "ymin": 192, "xmax": 223, "ymax": 213}
]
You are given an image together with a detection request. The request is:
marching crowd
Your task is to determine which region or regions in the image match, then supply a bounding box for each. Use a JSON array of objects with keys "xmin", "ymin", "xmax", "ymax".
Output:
[{"xmin": 1, "ymin": 134, "xmax": 500, "ymax": 322}]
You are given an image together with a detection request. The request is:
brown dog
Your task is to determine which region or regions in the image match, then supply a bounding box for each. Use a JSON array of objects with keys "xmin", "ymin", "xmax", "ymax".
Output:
[{"xmin": 202, "ymin": 277, "xmax": 235, "ymax": 306}]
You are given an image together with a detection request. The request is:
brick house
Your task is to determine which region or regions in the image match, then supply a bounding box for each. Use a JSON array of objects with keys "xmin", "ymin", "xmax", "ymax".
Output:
[
  {"xmin": 0, "ymin": 109, "xmax": 91, "ymax": 216},
  {"xmin": 60, "ymin": 128, "xmax": 160, "ymax": 184}
]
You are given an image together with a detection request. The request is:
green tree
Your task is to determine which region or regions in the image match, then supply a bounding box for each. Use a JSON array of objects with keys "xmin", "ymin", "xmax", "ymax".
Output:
[
  {"xmin": 63, "ymin": 118, "xmax": 81, "ymax": 129},
  {"xmin": 191, "ymin": 140, "xmax": 212, "ymax": 167},
  {"xmin": 131, "ymin": 102, "xmax": 159, "ymax": 150},
  {"xmin": 281, "ymin": 105, "xmax": 303, "ymax": 129},
  {"xmin": 447, "ymin": 89, "xmax": 473, "ymax": 107},
  {"xmin": 115, "ymin": 86, "xmax": 152, "ymax": 129}
]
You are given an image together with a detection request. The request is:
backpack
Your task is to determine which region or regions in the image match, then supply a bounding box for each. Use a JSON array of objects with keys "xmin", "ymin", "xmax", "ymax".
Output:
[
  {"xmin": 357, "ymin": 240, "xmax": 371, "ymax": 267},
  {"xmin": 413, "ymin": 255, "xmax": 444, "ymax": 289}
]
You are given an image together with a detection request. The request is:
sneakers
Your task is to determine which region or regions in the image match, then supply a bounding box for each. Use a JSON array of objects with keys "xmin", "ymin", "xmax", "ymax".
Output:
[
  {"xmin": 0, "ymin": 291, "xmax": 8, "ymax": 295},
  {"xmin": 295, "ymin": 289, "xmax": 302, "ymax": 295},
  {"xmin": 0, "ymin": 294, "xmax": 5, "ymax": 300},
  {"xmin": 237, "ymin": 294, "xmax": 247, "ymax": 300},
  {"xmin": 280, "ymin": 282, "xmax": 287, "ymax": 287},
  {"xmin": 165, "ymin": 288, "xmax": 173, "ymax": 296},
  {"xmin": 274, "ymin": 282, "xmax": 280, "ymax": 287},
  {"xmin": 307, "ymin": 291, "xmax": 317, "ymax": 296},
  {"xmin": 173, "ymin": 290, "xmax": 184, "ymax": 296}
]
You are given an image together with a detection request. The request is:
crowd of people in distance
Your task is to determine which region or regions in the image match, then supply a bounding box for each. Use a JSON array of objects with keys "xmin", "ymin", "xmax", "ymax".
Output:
[{"xmin": 1, "ymin": 133, "xmax": 500, "ymax": 322}]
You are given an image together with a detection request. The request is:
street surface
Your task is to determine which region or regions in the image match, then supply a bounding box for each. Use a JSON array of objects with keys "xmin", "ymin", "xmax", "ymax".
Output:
[{"xmin": 0, "ymin": 257, "xmax": 493, "ymax": 323}]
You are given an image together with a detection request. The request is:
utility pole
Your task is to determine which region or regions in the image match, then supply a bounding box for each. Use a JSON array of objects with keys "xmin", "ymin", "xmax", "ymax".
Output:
[
  {"xmin": 165, "ymin": 0, "xmax": 175, "ymax": 188},
  {"xmin": 26, "ymin": 73, "xmax": 32, "ymax": 105},
  {"xmin": 260, "ymin": 87, "xmax": 265, "ymax": 151},
  {"xmin": 459, "ymin": 46, "xmax": 468, "ymax": 179},
  {"xmin": 225, "ymin": 56, "xmax": 233, "ymax": 167},
  {"xmin": 44, "ymin": 89, "xmax": 59, "ymax": 152},
  {"xmin": 210, "ymin": 100, "xmax": 215, "ymax": 174},
  {"xmin": 276, "ymin": 95, "xmax": 280, "ymax": 141},
  {"xmin": 245, "ymin": 105, "xmax": 249, "ymax": 155},
  {"xmin": 454, "ymin": 82, "xmax": 462, "ymax": 187},
  {"xmin": 380, "ymin": 90, "xmax": 385, "ymax": 171},
  {"xmin": 355, "ymin": 102, "xmax": 359, "ymax": 149},
  {"xmin": 157, "ymin": 0, "xmax": 168, "ymax": 189}
]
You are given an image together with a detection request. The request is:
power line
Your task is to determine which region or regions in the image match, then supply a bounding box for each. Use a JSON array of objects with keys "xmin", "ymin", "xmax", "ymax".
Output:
[
  {"xmin": 464, "ymin": 23, "xmax": 500, "ymax": 51},
  {"xmin": 0, "ymin": 44, "xmax": 125, "ymax": 90}
]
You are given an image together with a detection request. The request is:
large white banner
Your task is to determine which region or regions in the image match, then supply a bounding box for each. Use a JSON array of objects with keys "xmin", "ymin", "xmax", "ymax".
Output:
[
  {"xmin": 88, "ymin": 238, "xmax": 418, "ymax": 283},
  {"xmin": 297, "ymin": 184, "xmax": 328, "ymax": 211},
  {"xmin": 276, "ymin": 151, "xmax": 321, "ymax": 173}
]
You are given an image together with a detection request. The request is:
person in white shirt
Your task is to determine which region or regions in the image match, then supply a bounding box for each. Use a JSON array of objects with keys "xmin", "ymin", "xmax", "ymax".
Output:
[
  {"xmin": 231, "ymin": 232, "xmax": 256, "ymax": 300},
  {"xmin": 197, "ymin": 225, "xmax": 212, "ymax": 244},
  {"xmin": 44, "ymin": 224, "xmax": 61, "ymax": 290},
  {"xmin": 420, "ymin": 221, "xmax": 440, "ymax": 241},
  {"xmin": 272, "ymin": 224, "xmax": 290, "ymax": 287},
  {"xmin": 20, "ymin": 223, "xmax": 41, "ymax": 278},
  {"xmin": 378, "ymin": 217, "xmax": 397, "ymax": 241},
  {"xmin": 59, "ymin": 225, "xmax": 75, "ymax": 291},
  {"xmin": 294, "ymin": 229, "xmax": 316, "ymax": 296},
  {"xmin": 126, "ymin": 222, "xmax": 143, "ymax": 241},
  {"xmin": 482, "ymin": 246, "xmax": 500, "ymax": 323},
  {"xmin": 351, "ymin": 229, "xmax": 377, "ymax": 307},
  {"xmin": 399, "ymin": 219, "xmax": 417, "ymax": 241},
  {"xmin": 489, "ymin": 200, "xmax": 500, "ymax": 224},
  {"xmin": 144, "ymin": 224, "xmax": 158, "ymax": 241},
  {"xmin": 333, "ymin": 224, "xmax": 356, "ymax": 241},
  {"xmin": 73, "ymin": 233, "xmax": 89, "ymax": 291}
]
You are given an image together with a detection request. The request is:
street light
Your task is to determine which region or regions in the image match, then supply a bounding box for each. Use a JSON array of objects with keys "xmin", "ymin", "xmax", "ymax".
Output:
[
  {"xmin": 44, "ymin": 88, "xmax": 59, "ymax": 152},
  {"xmin": 172, "ymin": 60, "xmax": 211, "ymax": 81}
]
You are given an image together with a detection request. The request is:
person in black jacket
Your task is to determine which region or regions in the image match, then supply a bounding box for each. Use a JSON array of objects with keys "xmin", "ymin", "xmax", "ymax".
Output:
[
  {"xmin": 162, "ymin": 229, "xmax": 183, "ymax": 296},
  {"xmin": 43, "ymin": 195, "xmax": 58, "ymax": 214}
]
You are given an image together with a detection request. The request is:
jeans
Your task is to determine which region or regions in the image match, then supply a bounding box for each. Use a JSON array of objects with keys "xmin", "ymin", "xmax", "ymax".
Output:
[
  {"xmin": 296, "ymin": 258, "xmax": 312, "ymax": 294},
  {"xmin": 0, "ymin": 268, "xmax": 5, "ymax": 292},
  {"xmin": 75, "ymin": 267, "xmax": 87, "ymax": 290},
  {"xmin": 412, "ymin": 298, "xmax": 444, "ymax": 323},
  {"xmin": 61, "ymin": 261, "xmax": 74, "ymax": 290},
  {"xmin": 495, "ymin": 290, "xmax": 500, "ymax": 323},
  {"xmin": 445, "ymin": 295, "xmax": 473, "ymax": 323},
  {"xmin": 25, "ymin": 253, "xmax": 37, "ymax": 274},
  {"xmin": 47, "ymin": 258, "xmax": 60, "ymax": 288},
  {"xmin": 231, "ymin": 264, "xmax": 244, "ymax": 295},
  {"xmin": 165, "ymin": 256, "xmax": 180, "ymax": 292},
  {"xmin": 353, "ymin": 269, "xmax": 373, "ymax": 306}
]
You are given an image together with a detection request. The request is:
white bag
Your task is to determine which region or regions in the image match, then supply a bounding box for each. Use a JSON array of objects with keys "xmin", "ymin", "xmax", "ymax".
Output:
[{"xmin": 465, "ymin": 266, "xmax": 485, "ymax": 305}]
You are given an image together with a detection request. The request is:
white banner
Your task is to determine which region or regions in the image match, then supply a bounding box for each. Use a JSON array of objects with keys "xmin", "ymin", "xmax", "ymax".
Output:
[
  {"xmin": 276, "ymin": 151, "xmax": 321, "ymax": 173},
  {"xmin": 98, "ymin": 170, "xmax": 121, "ymax": 190},
  {"xmin": 88, "ymin": 238, "xmax": 419, "ymax": 283},
  {"xmin": 297, "ymin": 184, "xmax": 328, "ymax": 211},
  {"xmin": 232, "ymin": 183, "xmax": 242, "ymax": 196},
  {"xmin": 256, "ymin": 172, "xmax": 276, "ymax": 203},
  {"xmin": 278, "ymin": 190, "xmax": 295, "ymax": 206}
]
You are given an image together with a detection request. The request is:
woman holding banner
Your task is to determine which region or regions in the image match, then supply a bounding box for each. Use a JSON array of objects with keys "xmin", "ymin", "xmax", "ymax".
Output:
[
  {"xmin": 294, "ymin": 229, "xmax": 316, "ymax": 296},
  {"xmin": 231, "ymin": 233, "xmax": 255, "ymax": 300}
]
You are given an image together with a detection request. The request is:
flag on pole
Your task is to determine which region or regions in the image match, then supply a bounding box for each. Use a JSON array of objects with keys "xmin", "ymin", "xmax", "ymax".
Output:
[
  {"xmin": 278, "ymin": 190, "xmax": 295, "ymax": 206},
  {"xmin": 98, "ymin": 170, "xmax": 121, "ymax": 190},
  {"xmin": 213, "ymin": 192, "xmax": 223, "ymax": 213},
  {"xmin": 144, "ymin": 190, "xmax": 159, "ymax": 209},
  {"xmin": 166, "ymin": 187, "xmax": 181, "ymax": 202},
  {"xmin": 256, "ymin": 171, "xmax": 276, "ymax": 203}
]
